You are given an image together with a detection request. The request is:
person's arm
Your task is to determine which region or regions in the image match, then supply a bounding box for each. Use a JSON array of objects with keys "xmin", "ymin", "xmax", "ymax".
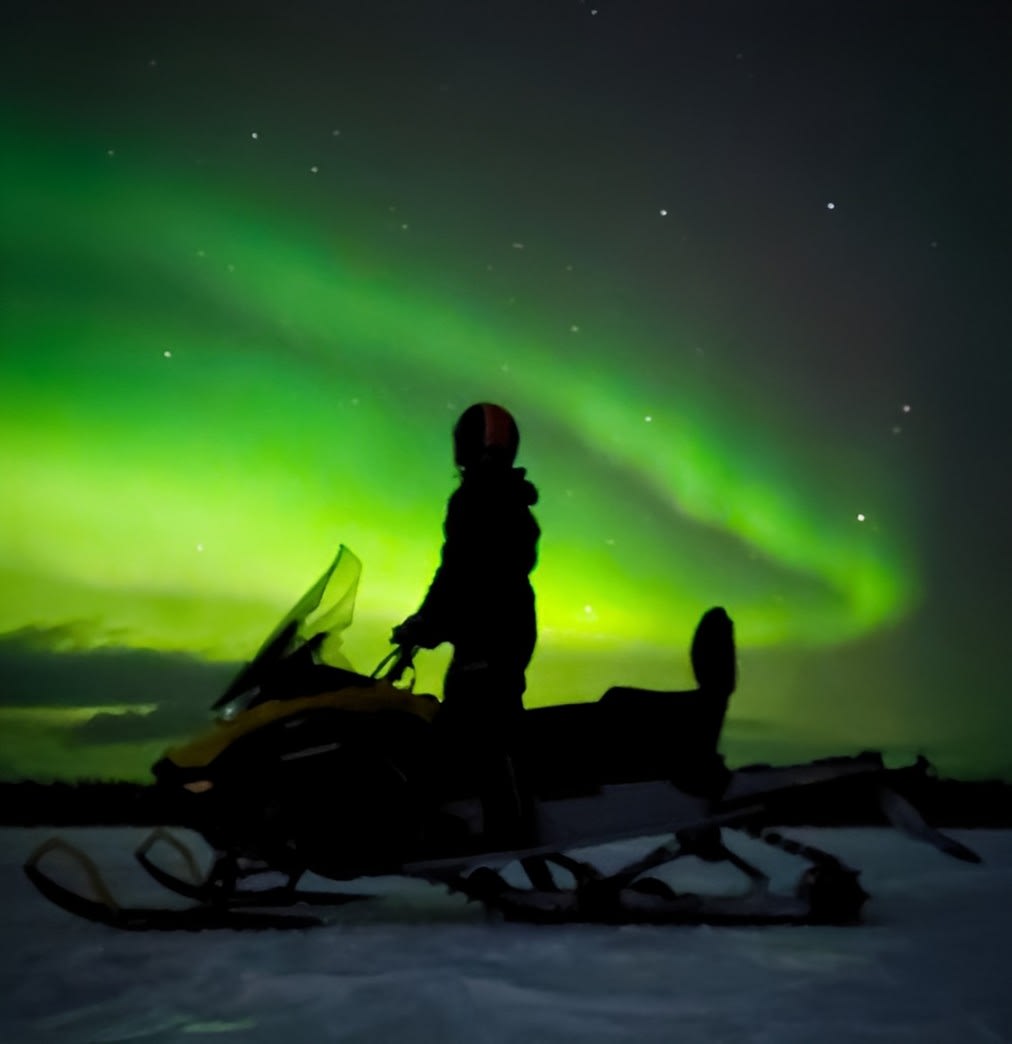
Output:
[{"xmin": 392, "ymin": 488, "xmax": 472, "ymax": 647}]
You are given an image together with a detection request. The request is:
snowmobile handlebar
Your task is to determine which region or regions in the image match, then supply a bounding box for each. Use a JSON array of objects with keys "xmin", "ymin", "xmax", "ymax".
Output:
[{"xmin": 371, "ymin": 645, "xmax": 418, "ymax": 685}]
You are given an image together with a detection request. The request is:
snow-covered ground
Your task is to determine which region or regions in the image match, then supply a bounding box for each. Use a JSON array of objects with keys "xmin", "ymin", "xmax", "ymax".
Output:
[{"xmin": 2, "ymin": 827, "xmax": 1011, "ymax": 1043}]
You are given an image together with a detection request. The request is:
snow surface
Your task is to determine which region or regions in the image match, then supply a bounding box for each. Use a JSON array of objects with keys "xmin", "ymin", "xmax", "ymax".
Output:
[{"xmin": 3, "ymin": 827, "xmax": 1011, "ymax": 1043}]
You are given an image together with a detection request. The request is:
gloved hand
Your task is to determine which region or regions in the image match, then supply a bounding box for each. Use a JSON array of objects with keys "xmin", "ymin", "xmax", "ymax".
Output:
[{"xmin": 391, "ymin": 613, "xmax": 442, "ymax": 650}]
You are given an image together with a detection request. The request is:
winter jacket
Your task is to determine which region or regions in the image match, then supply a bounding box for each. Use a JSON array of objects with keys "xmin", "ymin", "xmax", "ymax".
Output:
[{"xmin": 416, "ymin": 466, "xmax": 540, "ymax": 647}]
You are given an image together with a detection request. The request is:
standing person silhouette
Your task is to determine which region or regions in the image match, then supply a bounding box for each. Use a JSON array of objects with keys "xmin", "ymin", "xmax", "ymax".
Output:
[{"xmin": 392, "ymin": 403, "xmax": 540, "ymax": 844}]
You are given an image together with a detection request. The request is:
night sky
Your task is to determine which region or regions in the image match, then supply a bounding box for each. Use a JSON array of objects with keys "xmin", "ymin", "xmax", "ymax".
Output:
[{"xmin": 2, "ymin": 0, "xmax": 1010, "ymax": 782}]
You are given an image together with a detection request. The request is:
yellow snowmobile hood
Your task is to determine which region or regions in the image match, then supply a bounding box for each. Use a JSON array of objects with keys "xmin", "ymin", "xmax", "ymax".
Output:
[{"xmin": 165, "ymin": 682, "xmax": 441, "ymax": 771}]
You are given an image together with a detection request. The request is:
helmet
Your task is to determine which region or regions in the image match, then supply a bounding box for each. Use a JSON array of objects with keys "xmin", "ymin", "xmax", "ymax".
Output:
[{"xmin": 453, "ymin": 403, "xmax": 519, "ymax": 469}]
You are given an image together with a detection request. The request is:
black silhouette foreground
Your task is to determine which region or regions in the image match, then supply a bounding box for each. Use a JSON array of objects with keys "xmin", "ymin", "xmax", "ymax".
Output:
[{"xmin": 24, "ymin": 547, "xmax": 981, "ymax": 931}]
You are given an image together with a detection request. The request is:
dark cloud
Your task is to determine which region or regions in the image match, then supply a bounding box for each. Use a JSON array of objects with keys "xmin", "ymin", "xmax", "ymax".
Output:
[
  {"xmin": 0, "ymin": 627, "xmax": 235, "ymax": 711},
  {"xmin": 70, "ymin": 703, "xmax": 211, "ymax": 746}
]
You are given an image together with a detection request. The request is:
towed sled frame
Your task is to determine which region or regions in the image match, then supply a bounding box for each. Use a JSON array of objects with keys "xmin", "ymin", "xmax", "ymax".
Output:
[{"xmin": 23, "ymin": 753, "xmax": 980, "ymax": 932}]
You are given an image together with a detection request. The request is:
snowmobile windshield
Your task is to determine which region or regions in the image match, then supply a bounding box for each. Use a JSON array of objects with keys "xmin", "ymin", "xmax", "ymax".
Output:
[{"xmin": 212, "ymin": 546, "xmax": 362, "ymax": 718}]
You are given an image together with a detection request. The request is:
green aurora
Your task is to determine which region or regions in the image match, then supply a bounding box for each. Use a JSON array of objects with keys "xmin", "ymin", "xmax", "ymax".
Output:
[{"xmin": 0, "ymin": 119, "xmax": 926, "ymax": 780}]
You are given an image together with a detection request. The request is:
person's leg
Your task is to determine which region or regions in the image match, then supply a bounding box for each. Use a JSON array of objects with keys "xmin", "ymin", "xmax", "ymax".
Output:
[{"xmin": 441, "ymin": 649, "xmax": 531, "ymax": 847}]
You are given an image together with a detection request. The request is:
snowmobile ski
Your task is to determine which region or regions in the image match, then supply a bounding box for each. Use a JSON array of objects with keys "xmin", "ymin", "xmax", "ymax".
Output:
[
  {"xmin": 134, "ymin": 828, "xmax": 373, "ymax": 907},
  {"xmin": 24, "ymin": 838, "xmax": 330, "ymax": 930}
]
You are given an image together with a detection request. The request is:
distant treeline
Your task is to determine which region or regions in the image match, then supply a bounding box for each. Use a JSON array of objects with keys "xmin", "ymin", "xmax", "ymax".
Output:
[
  {"xmin": 0, "ymin": 780, "xmax": 187, "ymax": 827},
  {"xmin": 1, "ymin": 774, "xmax": 1011, "ymax": 828}
]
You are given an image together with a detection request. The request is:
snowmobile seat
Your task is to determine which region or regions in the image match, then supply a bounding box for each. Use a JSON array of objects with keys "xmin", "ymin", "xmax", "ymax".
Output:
[
  {"xmin": 520, "ymin": 608, "xmax": 736, "ymax": 799},
  {"xmin": 522, "ymin": 685, "xmax": 730, "ymax": 800}
]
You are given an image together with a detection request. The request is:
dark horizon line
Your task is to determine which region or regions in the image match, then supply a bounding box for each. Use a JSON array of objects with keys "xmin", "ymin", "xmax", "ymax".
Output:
[{"xmin": 2, "ymin": 775, "xmax": 1011, "ymax": 831}]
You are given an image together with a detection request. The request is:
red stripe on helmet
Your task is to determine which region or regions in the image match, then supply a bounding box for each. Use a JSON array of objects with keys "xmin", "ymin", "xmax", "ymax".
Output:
[{"xmin": 481, "ymin": 403, "xmax": 513, "ymax": 450}]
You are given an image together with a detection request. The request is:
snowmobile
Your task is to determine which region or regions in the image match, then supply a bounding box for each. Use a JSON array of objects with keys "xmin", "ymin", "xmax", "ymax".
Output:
[{"xmin": 25, "ymin": 546, "xmax": 981, "ymax": 931}]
